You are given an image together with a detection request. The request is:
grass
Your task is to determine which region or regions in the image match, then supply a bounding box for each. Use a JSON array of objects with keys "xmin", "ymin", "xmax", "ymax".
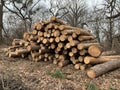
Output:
[
  {"xmin": 86, "ymin": 82, "xmax": 98, "ymax": 90},
  {"xmin": 109, "ymin": 86, "xmax": 117, "ymax": 90},
  {"xmin": 47, "ymin": 69, "xmax": 64, "ymax": 79}
]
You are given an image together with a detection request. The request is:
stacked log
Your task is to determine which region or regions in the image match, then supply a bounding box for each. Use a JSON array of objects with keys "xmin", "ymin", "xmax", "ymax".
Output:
[{"xmin": 4, "ymin": 16, "xmax": 120, "ymax": 78}]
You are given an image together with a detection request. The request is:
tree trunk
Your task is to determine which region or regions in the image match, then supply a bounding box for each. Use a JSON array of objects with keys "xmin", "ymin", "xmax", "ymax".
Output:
[
  {"xmin": 87, "ymin": 60, "xmax": 120, "ymax": 78},
  {"xmin": 0, "ymin": 0, "xmax": 3, "ymax": 41}
]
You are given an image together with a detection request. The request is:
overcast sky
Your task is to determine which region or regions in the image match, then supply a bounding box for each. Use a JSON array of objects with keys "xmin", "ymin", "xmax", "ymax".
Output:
[{"xmin": 87, "ymin": 0, "xmax": 104, "ymax": 8}]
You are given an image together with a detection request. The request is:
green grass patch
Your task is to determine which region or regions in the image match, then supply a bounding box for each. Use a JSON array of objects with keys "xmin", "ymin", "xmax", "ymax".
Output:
[
  {"xmin": 86, "ymin": 82, "xmax": 98, "ymax": 90},
  {"xmin": 47, "ymin": 69, "xmax": 64, "ymax": 79}
]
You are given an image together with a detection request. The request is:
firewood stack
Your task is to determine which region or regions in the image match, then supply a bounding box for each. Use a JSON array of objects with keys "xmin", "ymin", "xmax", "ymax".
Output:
[
  {"xmin": 5, "ymin": 16, "xmax": 101, "ymax": 68},
  {"xmin": 4, "ymin": 16, "xmax": 120, "ymax": 78}
]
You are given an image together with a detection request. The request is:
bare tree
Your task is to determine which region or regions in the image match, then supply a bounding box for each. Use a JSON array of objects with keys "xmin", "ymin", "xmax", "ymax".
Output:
[
  {"xmin": 3, "ymin": 0, "xmax": 42, "ymax": 31},
  {"xmin": 0, "ymin": 0, "xmax": 3, "ymax": 41},
  {"xmin": 63, "ymin": 0, "xmax": 87, "ymax": 28}
]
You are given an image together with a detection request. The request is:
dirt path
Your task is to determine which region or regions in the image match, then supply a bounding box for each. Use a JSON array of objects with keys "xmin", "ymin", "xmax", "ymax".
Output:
[{"xmin": 0, "ymin": 46, "xmax": 120, "ymax": 90}]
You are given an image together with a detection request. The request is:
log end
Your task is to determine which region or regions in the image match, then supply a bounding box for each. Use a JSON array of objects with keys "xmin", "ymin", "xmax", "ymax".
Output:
[
  {"xmin": 87, "ymin": 69, "xmax": 96, "ymax": 78},
  {"xmin": 88, "ymin": 45, "xmax": 101, "ymax": 57}
]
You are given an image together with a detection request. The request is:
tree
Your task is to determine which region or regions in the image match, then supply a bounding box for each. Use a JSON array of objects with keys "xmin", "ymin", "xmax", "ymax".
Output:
[
  {"xmin": 3, "ymin": 0, "xmax": 41, "ymax": 31},
  {"xmin": 0, "ymin": 0, "xmax": 3, "ymax": 41},
  {"xmin": 63, "ymin": 0, "xmax": 87, "ymax": 28}
]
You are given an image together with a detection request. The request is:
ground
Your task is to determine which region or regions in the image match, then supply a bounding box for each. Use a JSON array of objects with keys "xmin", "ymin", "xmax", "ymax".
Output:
[{"xmin": 0, "ymin": 45, "xmax": 119, "ymax": 90}]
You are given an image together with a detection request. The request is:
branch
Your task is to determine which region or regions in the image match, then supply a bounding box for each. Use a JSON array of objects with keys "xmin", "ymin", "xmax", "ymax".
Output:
[{"xmin": 107, "ymin": 12, "xmax": 120, "ymax": 19}]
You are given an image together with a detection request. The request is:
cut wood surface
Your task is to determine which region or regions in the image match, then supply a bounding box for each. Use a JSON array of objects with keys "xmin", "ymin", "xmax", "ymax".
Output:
[
  {"xmin": 88, "ymin": 45, "xmax": 102, "ymax": 57},
  {"xmin": 87, "ymin": 60, "xmax": 120, "ymax": 78}
]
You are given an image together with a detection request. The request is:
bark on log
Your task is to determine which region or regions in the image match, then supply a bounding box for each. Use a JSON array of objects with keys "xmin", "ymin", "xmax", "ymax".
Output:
[
  {"xmin": 87, "ymin": 60, "xmax": 120, "ymax": 78},
  {"xmin": 50, "ymin": 16, "xmax": 65, "ymax": 25},
  {"xmin": 77, "ymin": 43, "xmax": 99, "ymax": 50},
  {"xmin": 78, "ymin": 36, "xmax": 94, "ymax": 41},
  {"xmin": 101, "ymin": 51, "xmax": 117, "ymax": 56},
  {"xmin": 27, "ymin": 45, "xmax": 40, "ymax": 51},
  {"xmin": 84, "ymin": 55, "xmax": 120, "ymax": 64}
]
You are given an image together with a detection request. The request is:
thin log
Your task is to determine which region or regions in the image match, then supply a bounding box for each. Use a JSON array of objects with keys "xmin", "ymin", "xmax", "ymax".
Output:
[
  {"xmin": 50, "ymin": 16, "xmax": 65, "ymax": 25},
  {"xmin": 101, "ymin": 50, "xmax": 117, "ymax": 56},
  {"xmin": 27, "ymin": 45, "xmax": 40, "ymax": 51},
  {"xmin": 58, "ymin": 60, "xmax": 70, "ymax": 67},
  {"xmin": 78, "ymin": 36, "xmax": 94, "ymax": 41},
  {"xmin": 77, "ymin": 43, "xmax": 99, "ymax": 50}
]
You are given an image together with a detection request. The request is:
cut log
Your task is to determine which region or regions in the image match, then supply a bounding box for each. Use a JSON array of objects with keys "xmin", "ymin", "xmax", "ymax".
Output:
[
  {"xmin": 50, "ymin": 16, "xmax": 65, "ymax": 25},
  {"xmin": 55, "ymin": 37, "xmax": 60, "ymax": 42},
  {"xmin": 80, "ymin": 64, "xmax": 87, "ymax": 70},
  {"xmin": 71, "ymin": 58, "xmax": 79, "ymax": 64},
  {"xmin": 87, "ymin": 60, "xmax": 120, "ymax": 78},
  {"xmin": 9, "ymin": 52, "xmax": 18, "ymax": 57},
  {"xmin": 78, "ymin": 56, "xmax": 84, "ymax": 62},
  {"xmin": 79, "ymin": 49, "xmax": 87, "ymax": 56},
  {"xmin": 88, "ymin": 45, "xmax": 102, "ymax": 57},
  {"xmin": 74, "ymin": 63, "xmax": 82, "ymax": 70},
  {"xmin": 53, "ymin": 30, "xmax": 60, "ymax": 37},
  {"xmin": 16, "ymin": 49, "xmax": 29, "ymax": 55},
  {"xmin": 101, "ymin": 50, "xmax": 117, "ymax": 56},
  {"xmin": 27, "ymin": 45, "xmax": 40, "ymax": 51},
  {"xmin": 32, "ymin": 30, "xmax": 38, "ymax": 35},
  {"xmin": 84, "ymin": 55, "xmax": 120, "ymax": 64},
  {"xmin": 53, "ymin": 59, "xmax": 59, "ymax": 65},
  {"xmin": 77, "ymin": 43, "xmax": 99, "ymax": 50},
  {"xmin": 58, "ymin": 60, "xmax": 70, "ymax": 67},
  {"xmin": 78, "ymin": 36, "xmax": 94, "ymax": 41}
]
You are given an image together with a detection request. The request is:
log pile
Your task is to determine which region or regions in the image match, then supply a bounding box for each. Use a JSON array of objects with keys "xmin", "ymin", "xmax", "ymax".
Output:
[{"xmin": 4, "ymin": 16, "xmax": 120, "ymax": 78}]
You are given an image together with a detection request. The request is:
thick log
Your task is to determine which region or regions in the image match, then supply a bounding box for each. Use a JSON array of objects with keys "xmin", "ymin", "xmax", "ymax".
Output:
[
  {"xmin": 87, "ymin": 60, "xmax": 120, "ymax": 78},
  {"xmin": 58, "ymin": 60, "xmax": 70, "ymax": 67},
  {"xmin": 88, "ymin": 45, "xmax": 102, "ymax": 57},
  {"xmin": 84, "ymin": 55, "xmax": 120, "ymax": 64}
]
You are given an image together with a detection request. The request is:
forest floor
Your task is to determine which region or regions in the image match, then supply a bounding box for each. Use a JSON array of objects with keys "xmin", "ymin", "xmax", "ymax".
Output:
[{"xmin": 0, "ymin": 45, "xmax": 119, "ymax": 90}]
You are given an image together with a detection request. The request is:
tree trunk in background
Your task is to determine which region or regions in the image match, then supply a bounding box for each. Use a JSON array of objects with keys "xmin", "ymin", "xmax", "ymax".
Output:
[{"xmin": 0, "ymin": 0, "xmax": 3, "ymax": 42}]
